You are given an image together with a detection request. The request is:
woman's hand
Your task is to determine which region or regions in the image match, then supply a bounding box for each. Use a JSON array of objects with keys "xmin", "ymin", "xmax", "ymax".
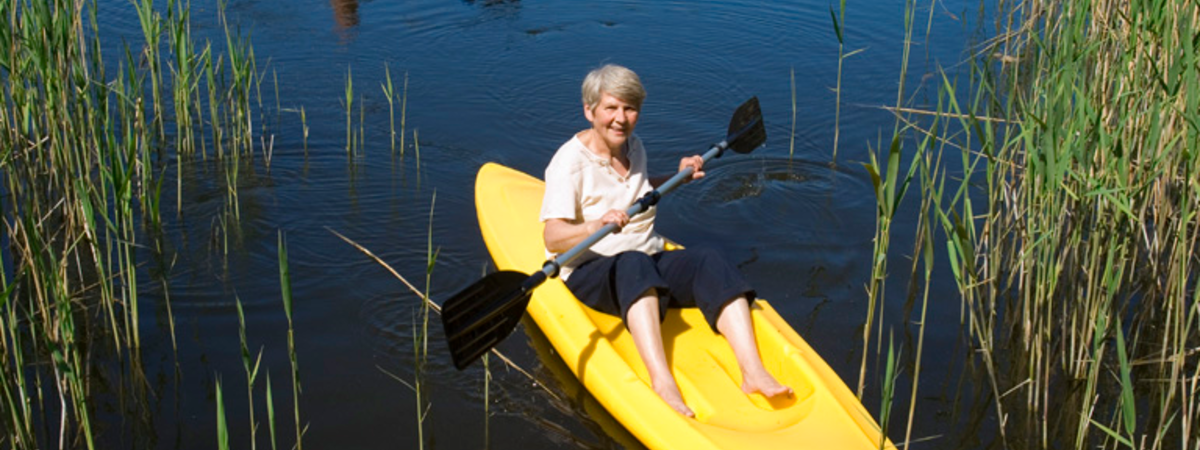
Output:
[
  {"xmin": 544, "ymin": 210, "xmax": 629, "ymax": 253},
  {"xmin": 594, "ymin": 209, "xmax": 629, "ymax": 233},
  {"xmin": 679, "ymin": 155, "xmax": 705, "ymax": 182}
]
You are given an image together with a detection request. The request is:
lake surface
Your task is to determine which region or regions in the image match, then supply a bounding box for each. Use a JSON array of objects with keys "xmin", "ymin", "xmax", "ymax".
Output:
[{"xmin": 83, "ymin": 0, "xmax": 988, "ymax": 447}]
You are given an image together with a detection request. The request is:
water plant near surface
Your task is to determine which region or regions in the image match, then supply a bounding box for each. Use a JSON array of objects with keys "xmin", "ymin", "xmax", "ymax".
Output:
[
  {"xmin": 278, "ymin": 231, "xmax": 305, "ymax": 450},
  {"xmin": 345, "ymin": 65, "xmax": 355, "ymax": 154},
  {"xmin": 237, "ymin": 296, "xmax": 265, "ymax": 450},
  {"xmin": 0, "ymin": 0, "xmax": 280, "ymax": 445},
  {"xmin": 383, "ymin": 63, "xmax": 398, "ymax": 153},
  {"xmin": 865, "ymin": 0, "xmax": 1200, "ymax": 447}
]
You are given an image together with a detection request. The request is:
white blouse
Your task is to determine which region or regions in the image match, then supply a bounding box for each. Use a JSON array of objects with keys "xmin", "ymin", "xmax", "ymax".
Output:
[{"xmin": 540, "ymin": 134, "xmax": 666, "ymax": 279}]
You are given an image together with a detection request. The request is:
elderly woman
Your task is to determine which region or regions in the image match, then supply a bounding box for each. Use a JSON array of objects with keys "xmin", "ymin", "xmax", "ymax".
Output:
[{"xmin": 540, "ymin": 64, "xmax": 791, "ymax": 417}]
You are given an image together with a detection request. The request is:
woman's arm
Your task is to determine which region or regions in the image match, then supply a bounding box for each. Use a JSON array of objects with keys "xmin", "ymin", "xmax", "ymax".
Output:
[{"xmin": 543, "ymin": 209, "xmax": 630, "ymax": 254}]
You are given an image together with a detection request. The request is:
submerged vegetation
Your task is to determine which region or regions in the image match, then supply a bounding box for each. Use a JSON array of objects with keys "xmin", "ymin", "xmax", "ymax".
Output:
[{"xmin": 864, "ymin": 0, "xmax": 1200, "ymax": 448}]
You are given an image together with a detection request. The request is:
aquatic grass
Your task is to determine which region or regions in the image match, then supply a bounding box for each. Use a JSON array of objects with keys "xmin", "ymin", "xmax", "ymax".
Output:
[
  {"xmin": 859, "ymin": 130, "xmax": 921, "ymax": 399},
  {"xmin": 414, "ymin": 129, "xmax": 421, "ymax": 175},
  {"xmin": 900, "ymin": 105, "xmax": 944, "ymax": 450},
  {"xmin": 205, "ymin": 44, "xmax": 223, "ymax": 158},
  {"xmin": 219, "ymin": 3, "xmax": 258, "ymax": 158},
  {"xmin": 266, "ymin": 371, "xmax": 278, "ymax": 450},
  {"xmin": 877, "ymin": 333, "xmax": 899, "ymax": 450},
  {"xmin": 483, "ymin": 351, "xmax": 491, "ymax": 447},
  {"xmin": 278, "ymin": 231, "xmax": 304, "ymax": 450},
  {"xmin": 237, "ymin": 296, "xmax": 265, "ymax": 450},
  {"xmin": 856, "ymin": 0, "xmax": 923, "ymax": 401},
  {"xmin": 133, "ymin": 0, "xmax": 166, "ymax": 142},
  {"xmin": 300, "ymin": 106, "xmax": 309, "ymax": 153},
  {"xmin": 1, "ymin": 0, "xmax": 281, "ymax": 445},
  {"xmin": 789, "ymin": 67, "xmax": 796, "ymax": 160},
  {"xmin": 828, "ymin": 0, "xmax": 844, "ymax": 162},
  {"xmin": 865, "ymin": 0, "xmax": 1200, "ymax": 447},
  {"xmin": 415, "ymin": 191, "xmax": 440, "ymax": 449},
  {"xmin": 217, "ymin": 377, "xmax": 230, "ymax": 450},
  {"xmin": 383, "ymin": 63, "xmax": 397, "ymax": 153},
  {"xmin": 400, "ymin": 70, "xmax": 409, "ymax": 157},
  {"xmin": 345, "ymin": 65, "xmax": 354, "ymax": 155}
]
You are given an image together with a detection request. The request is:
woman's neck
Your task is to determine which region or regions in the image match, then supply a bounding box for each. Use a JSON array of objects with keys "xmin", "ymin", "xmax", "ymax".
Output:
[{"xmin": 578, "ymin": 129, "xmax": 624, "ymax": 159}]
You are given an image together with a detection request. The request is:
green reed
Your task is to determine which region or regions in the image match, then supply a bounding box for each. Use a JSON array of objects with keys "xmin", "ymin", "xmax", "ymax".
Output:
[
  {"xmin": 237, "ymin": 296, "xmax": 265, "ymax": 450},
  {"xmin": 1, "ymin": 0, "xmax": 280, "ymax": 445},
  {"xmin": 867, "ymin": 0, "xmax": 1200, "ymax": 447},
  {"xmin": 828, "ymin": 0, "xmax": 844, "ymax": 162},
  {"xmin": 134, "ymin": 0, "xmax": 166, "ymax": 142},
  {"xmin": 877, "ymin": 333, "xmax": 899, "ymax": 450},
  {"xmin": 345, "ymin": 65, "xmax": 354, "ymax": 154},
  {"xmin": 278, "ymin": 231, "xmax": 304, "ymax": 450},
  {"xmin": 789, "ymin": 67, "xmax": 796, "ymax": 159},
  {"xmin": 300, "ymin": 106, "xmax": 309, "ymax": 153},
  {"xmin": 417, "ymin": 192, "xmax": 440, "ymax": 449},
  {"xmin": 414, "ymin": 128, "xmax": 422, "ymax": 174},
  {"xmin": 217, "ymin": 377, "xmax": 230, "ymax": 450},
  {"xmin": 400, "ymin": 70, "xmax": 409, "ymax": 157},
  {"xmin": 266, "ymin": 372, "xmax": 279, "ymax": 450},
  {"xmin": 383, "ymin": 64, "xmax": 397, "ymax": 153}
]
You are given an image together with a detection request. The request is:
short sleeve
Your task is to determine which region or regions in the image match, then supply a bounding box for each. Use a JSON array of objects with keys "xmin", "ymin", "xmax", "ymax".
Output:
[{"xmin": 540, "ymin": 155, "xmax": 579, "ymax": 222}]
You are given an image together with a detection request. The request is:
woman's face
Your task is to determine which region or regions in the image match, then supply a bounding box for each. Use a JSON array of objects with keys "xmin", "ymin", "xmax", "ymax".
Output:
[{"xmin": 584, "ymin": 92, "xmax": 640, "ymax": 151}]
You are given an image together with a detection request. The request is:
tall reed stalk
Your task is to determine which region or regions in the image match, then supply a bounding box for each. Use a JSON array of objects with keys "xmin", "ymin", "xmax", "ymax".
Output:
[
  {"xmin": 278, "ymin": 232, "xmax": 304, "ymax": 450},
  {"xmin": 383, "ymin": 63, "xmax": 397, "ymax": 153},
  {"xmin": 345, "ymin": 65, "xmax": 354, "ymax": 155},
  {"xmin": 415, "ymin": 192, "xmax": 439, "ymax": 449}
]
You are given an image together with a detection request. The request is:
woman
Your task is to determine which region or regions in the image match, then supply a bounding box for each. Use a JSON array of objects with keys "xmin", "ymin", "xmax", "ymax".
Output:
[{"xmin": 540, "ymin": 64, "xmax": 791, "ymax": 417}]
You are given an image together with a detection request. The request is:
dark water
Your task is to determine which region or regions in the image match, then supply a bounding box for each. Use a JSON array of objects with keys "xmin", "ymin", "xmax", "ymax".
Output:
[{"xmin": 88, "ymin": 0, "xmax": 985, "ymax": 448}]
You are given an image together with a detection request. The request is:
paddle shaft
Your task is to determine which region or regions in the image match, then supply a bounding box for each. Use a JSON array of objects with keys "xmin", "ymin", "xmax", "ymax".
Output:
[{"xmin": 539, "ymin": 140, "xmax": 728, "ymax": 280}]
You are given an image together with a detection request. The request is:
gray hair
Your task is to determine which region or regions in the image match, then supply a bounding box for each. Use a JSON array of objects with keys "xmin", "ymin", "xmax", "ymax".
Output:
[{"xmin": 581, "ymin": 64, "xmax": 646, "ymax": 110}]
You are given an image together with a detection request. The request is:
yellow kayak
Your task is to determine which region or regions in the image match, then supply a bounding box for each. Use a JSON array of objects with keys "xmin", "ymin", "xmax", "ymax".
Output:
[{"xmin": 475, "ymin": 162, "xmax": 896, "ymax": 450}]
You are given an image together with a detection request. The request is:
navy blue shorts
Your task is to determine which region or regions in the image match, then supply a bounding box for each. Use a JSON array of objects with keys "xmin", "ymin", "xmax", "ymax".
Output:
[{"xmin": 564, "ymin": 247, "xmax": 755, "ymax": 332}]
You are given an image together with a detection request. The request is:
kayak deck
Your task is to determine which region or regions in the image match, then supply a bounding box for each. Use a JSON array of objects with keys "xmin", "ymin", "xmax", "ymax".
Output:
[{"xmin": 475, "ymin": 162, "xmax": 894, "ymax": 450}]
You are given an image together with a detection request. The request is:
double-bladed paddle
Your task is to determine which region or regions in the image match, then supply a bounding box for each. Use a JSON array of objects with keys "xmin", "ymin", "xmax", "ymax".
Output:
[{"xmin": 442, "ymin": 97, "xmax": 767, "ymax": 370}]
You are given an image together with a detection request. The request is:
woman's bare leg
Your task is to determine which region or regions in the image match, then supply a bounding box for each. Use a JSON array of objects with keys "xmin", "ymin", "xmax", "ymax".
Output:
[
  {"xmin": 716, "ymin": 297, "xmax": 792, "ymax": 397},
  {"xmin": 627, "ymin": 288, "xmax": 694, "ymax": 417}
]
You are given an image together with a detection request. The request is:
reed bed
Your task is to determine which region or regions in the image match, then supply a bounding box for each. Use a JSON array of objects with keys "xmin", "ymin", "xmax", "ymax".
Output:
[
  {"xmin": 868, "ymin": 0, "xmax": 1200, "ymax": 448},
  {"xmin": 0, "ymin": 0, "xmax": 285, "ymax": 446}
]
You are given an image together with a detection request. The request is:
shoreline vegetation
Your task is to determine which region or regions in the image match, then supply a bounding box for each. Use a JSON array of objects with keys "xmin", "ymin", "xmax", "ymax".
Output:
[
  {"xmin": 0, "ymin": 0, "xmax": 1196, "ymax": 449},
  {"xmin": 861, "ymin": 0, "xmax": 1199, "ymax": 448}
]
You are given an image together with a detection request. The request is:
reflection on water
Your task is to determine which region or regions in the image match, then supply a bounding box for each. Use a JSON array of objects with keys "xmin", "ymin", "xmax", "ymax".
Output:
[
  {"xmin": 519, "ymin": 316, "xmax": 646, "ymax": 450},
  {"xmin": 330, "ymin": 0, "xmax": 358, "ymax": 28}
]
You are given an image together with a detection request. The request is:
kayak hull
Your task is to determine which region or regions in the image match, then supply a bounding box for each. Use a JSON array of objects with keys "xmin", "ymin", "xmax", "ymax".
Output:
[{"xmin": 475, "ymin": 162, "xmax": 895, "ymax": 450}]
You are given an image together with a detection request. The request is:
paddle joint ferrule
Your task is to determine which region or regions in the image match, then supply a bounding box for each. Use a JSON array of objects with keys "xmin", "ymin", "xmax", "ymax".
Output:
[
  {"xmin": 541, "ymin": 260, "xmax": 561, "ymax": 279},
  {"xmin": 637, "ymin": 190, "xmax": 662, "ymax": 210},
  {"xmin": 713, "ymin": 140, "xmax": 729, "ymax": 158}
]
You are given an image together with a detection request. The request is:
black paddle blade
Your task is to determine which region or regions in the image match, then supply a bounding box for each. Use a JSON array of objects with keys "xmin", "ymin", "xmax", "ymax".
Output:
[
  {"xmin": 726, "ymin": 96, "xmax": 766, "ymax": 154},
  {"xmin": 442, "ymin": 270, "xmax": 543, "ymax": 370}
]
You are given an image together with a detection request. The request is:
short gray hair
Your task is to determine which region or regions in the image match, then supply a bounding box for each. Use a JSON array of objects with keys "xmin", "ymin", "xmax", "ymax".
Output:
[{"xmin": 581, "ymin": 64, "xmax": 645, "ymax": 110}]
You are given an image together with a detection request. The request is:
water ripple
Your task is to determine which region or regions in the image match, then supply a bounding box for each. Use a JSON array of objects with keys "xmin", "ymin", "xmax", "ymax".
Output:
[{"xmin": 664, "ymin": 156, "xmax": 875, "ymax": 246}]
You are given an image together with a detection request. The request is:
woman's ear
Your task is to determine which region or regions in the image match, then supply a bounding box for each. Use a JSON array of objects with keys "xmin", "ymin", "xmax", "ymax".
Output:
[{"xmin": 582, "ymin": 102, "xmax": 595, "ymax": 122}]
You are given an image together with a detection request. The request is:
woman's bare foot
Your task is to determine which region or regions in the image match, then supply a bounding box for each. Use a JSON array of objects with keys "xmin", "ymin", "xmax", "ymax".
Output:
[
  {"xmin": 742, "ymin": 370, "xmax": 792, "ymax": 398},
  {"xmin": 653, "ymin": 380, "xmax": 695, "ymax": 417}
]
